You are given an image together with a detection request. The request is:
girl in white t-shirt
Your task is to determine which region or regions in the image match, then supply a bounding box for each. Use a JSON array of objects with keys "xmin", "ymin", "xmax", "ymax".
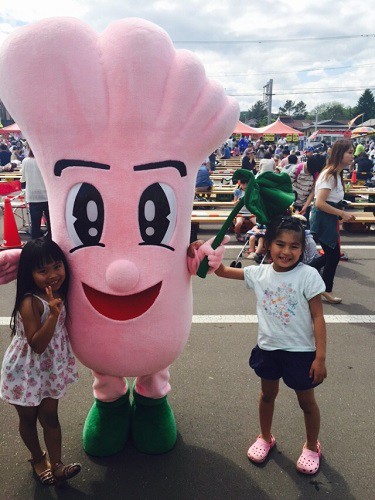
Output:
[
  {"xmin": 214, "ymin": 215, "xmax": 327, "ymax": 475},
  {"xmin": 310, "ymin": 140, "xmax": 356, "ymax": 304}
]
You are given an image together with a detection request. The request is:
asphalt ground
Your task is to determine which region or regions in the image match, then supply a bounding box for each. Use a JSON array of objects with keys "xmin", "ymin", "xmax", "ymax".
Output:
[{"xmin": 0, "ymin": 220, "xmax": 374, "ymax": 499}]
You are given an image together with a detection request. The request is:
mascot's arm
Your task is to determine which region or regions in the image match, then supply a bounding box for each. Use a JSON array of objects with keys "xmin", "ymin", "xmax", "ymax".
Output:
[
  {"xmin": 0, "ymin": 249, "xmax": 21, "ymax": 283},
  {"xmin": 187, "ymin": 235, "xmax": 230, "ymax": 275}
]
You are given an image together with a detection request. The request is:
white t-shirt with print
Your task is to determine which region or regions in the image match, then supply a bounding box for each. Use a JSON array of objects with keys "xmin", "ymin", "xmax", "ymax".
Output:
[
  {"xmin": 314, "ymin": 171, "xmax": 344, "ymax": 203},
  {"xmin": 244, "ymin": 262, "xmax": 325, "ymax": 352}
]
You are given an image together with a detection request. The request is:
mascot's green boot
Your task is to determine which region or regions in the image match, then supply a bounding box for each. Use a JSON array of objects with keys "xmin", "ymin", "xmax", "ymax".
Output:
[
  {"xmin": 131, "ymin": 389, "xmax": 177, "ymax": 454},
  {"xmin": 83, "ymin": 390, "xmax": 131, "ymax": 456}
]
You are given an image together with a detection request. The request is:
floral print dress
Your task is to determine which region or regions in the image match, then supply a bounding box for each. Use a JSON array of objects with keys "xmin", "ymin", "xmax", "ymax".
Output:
[{"xmin": 0, "ymin": 295, "xmax": 78, "ymax": 406}]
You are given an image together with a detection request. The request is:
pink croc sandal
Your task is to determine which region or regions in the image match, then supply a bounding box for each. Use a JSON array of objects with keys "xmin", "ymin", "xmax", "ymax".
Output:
[
  {"xmin": 247, "ymin": 434, "xmax": 276, "ymax": 463},
  {"xmin": 296, "ymin": 441, "xmax": 322, "ymax": 475}
]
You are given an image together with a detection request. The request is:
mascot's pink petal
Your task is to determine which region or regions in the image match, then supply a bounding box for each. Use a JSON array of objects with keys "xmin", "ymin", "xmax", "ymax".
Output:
[{"xmin": 0, "ymin": 17, "xmax": 239, "ymax": 175}]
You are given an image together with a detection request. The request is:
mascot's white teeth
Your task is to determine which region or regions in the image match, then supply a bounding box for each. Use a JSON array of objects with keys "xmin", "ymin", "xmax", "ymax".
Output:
[{"xmin": 82, "ymin": 281, "xmax": 162, "ymax": 321}]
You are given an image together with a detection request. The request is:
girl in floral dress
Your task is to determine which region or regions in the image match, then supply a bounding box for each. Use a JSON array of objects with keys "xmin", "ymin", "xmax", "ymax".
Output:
[
  {"xmin": 0, "ymin": 238, "xmax": 80, "ymax": 486},
  {"xmin": 210, "ymin": 215, "xmax": 327, "ymax": 474}
]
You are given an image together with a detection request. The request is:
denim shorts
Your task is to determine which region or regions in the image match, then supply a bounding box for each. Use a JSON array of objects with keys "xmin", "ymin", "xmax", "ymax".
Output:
[{"xmin": 249, "ymin": 345, "xmax": 320, "ymax": 391}]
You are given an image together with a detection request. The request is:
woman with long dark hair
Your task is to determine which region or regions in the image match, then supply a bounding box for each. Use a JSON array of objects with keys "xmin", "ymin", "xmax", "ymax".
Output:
[{"xmin": 310, "ymin": 140, "xmax": 356, "ymax": 303}]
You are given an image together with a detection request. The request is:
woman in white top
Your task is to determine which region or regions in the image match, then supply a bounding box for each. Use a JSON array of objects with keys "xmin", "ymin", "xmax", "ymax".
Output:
[
  {"xmin": 310, "ymin": 140, "xmax": 355, "ymax": 304},
  {"xmin": 21, "ymin": 148, "xmax": 51, "ymax": 239},
  {"xmin": 258, "ymin": 151, "xmax": 275, "ymax": 175}
]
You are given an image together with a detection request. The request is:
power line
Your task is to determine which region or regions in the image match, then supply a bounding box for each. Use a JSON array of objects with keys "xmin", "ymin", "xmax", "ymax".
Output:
[
  {"xmin": 227, "ymin": 87, "xmax": 375, "ymax": 97},
  {"xmin": 275, "ymin": 85, "xmax": 374, "ymax": 91},
  {"xmin": 174, "ymin": 34, "xmax": 375, "ymax": 44},
  {"xmin": 209, "ymin": 62, "xmax": 375, "ymax": 77}
]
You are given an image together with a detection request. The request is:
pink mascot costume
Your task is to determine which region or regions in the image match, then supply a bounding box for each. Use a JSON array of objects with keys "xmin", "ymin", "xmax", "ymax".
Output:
[{"xmin": 0, "ymin": 18, "xmax": 239, "ymax": 455}]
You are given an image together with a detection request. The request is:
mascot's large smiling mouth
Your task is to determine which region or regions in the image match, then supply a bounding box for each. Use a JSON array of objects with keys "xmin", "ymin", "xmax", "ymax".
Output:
[{"xmin": 82, "ymin": 281, "xmax": 162, "ymax": 321}]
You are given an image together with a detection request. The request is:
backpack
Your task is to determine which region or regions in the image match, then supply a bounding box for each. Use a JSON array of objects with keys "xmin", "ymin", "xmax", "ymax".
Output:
[
  {"xmin": 294, "ymin": 162, "xmax": 319, "ymax": 182},
  {"xmin": 294, "ymin": 163, "xmax": 304, "ymax": 181}
]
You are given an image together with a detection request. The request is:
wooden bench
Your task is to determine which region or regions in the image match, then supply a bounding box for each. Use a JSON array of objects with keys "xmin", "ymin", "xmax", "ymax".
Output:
[
  {"xmin": 217, "ymin": 159, "xmax": 242, "ymax": 168},
  {"xmin": 193, "ymin": 201, "xmax": 236, "ymax": 208},
  {"xmin": 190, "ymin": 210, "xmax": 231, "ymax": 241},
  {"xmin": 347, "ymin": 188, "xmax": 375, "ymax": 197},
  {"xmin": 195, "ymin": 186, "xmax": 235, "ymax": 202},
  {"xmin": 210, "ymin": 173, "xmax": 236, "ymax": 180},
  {"xmin": 190, "ymin": 208, "xmax": 375, "ymax": 240},
  {"xmin": 345, "ymin": 189, "xmax": 375, "ymax": 205},
  {"xmin": 0, "ymin": 173, "xmax": 22, "ymax": 181},
  {"xmin": 341, "ymin": 211, "xmax": 375, "ymax": 233},
  {"xmin": 214, "ymin": 165, "xmax": 241, "ymax": 171},
  {"xmin": 346, "ymin": 202, "xmax": 375, "ymax": 215},
  {"xmin": 190, "ymin": 209, "xmax": 256, "ymax": 241}
]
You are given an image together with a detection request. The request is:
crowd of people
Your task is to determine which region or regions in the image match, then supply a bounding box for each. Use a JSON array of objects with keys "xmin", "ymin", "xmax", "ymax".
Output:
[
  {"xmin": 214, "ymin": 133, "xmax": 375, "ymax": 177},
  {"xmin": 0, "ymin": 136, "xmax": 50, "ymax": 239},
  {"xmin": 0, "ymin": 137, "xmax": 29, "ymax": 170},
  {"xmin": 194, "ymin": 136, "xmax": 373, "ymax": 306}
]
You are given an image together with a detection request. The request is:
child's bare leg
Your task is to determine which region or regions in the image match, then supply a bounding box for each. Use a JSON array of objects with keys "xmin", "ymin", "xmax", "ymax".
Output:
[
  {"xmin": 37, "ymin": 398, "xmax": 62, "ymax": 466},
  {"xmin": 296, "ymin": 388, "xmax": 320, "ymax": 451},
  {"xmin": 14, "ymin": 404, "xmax": 47, "ymax": 474},
  {"xmin": 248, "ymin": 235, "xmax": 256, "ymax": 252},
  {"xmin": 259, "ymin": 378, "xmax": 279, "ymax": 442},
  {"xmin": 256, "ymin": 236, "xmax": 265, "ymax": 255},
  {"xmin": 234, "ymin": 216, "xmax": 244, "ymax": 236}
]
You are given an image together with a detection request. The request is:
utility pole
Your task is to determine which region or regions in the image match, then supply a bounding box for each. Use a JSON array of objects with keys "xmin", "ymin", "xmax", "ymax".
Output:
[{"xmin": 263, "ymin": 79, "xmax": 273, "ymax": 125}]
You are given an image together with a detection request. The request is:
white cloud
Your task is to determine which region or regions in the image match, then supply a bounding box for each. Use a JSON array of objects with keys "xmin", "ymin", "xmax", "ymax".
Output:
[{"xmin": 0, "ymin": 0, "xmax": 374, "ymax": 114}]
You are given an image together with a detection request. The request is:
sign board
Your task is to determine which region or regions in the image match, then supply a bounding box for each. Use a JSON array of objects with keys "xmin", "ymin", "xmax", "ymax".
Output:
[
  {"xmin": 286, "ymin": 134, "xmax": 300, "ymax": 142},
  {"xmin": 263, "ymin": 134, "xmax": 275, "ymax": 142}
]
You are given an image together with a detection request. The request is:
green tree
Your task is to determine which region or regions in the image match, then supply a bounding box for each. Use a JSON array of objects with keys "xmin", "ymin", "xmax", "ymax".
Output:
[
  {"xmin": 279, "ymin": 100, "xmax": 296, "ymax": 116},
  {"xmin": 239, "ymin": 110, "xmax": 248, "ymax": 122},
  {"xmin": 354, "ymin": 89, "xmax": 375, "ymax": 121},
  {"xmin": 244, "ymin": 100, "xmax": 268, "ymax": 126},
  {"xmin": 310, "ymin": 102, "xmax": 350, "ymax": 121},
  {"xmin": 292, "ymin": 101, "xmax": 307, "ymax": 118}
]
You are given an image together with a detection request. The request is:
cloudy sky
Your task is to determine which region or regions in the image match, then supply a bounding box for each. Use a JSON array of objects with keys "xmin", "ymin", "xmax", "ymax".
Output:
[{"xmin": 0, "ymin": 0, "xmax": 374, "ymax": 115}]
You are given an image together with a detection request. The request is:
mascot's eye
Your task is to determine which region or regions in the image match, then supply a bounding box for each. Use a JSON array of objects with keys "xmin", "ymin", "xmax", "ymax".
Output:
[
  {"xmin": 138, "ymin": 183, "xmax": 176, "ymax": 250},
  {"xmin": 66, "ymin": 183, "xmax": 104, "ymax": 251}
]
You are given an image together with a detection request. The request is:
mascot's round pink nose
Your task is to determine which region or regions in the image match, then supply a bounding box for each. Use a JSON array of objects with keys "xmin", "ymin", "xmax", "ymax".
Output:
[{"xmin": 105, "ymin": 260, "xmax": 140, "ymax": 293}]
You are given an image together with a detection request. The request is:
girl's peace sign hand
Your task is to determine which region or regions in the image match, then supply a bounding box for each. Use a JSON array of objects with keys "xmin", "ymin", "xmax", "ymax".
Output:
[{"xmin": 45, "ymin": 286, "xmax": 63, "ymax": 317}]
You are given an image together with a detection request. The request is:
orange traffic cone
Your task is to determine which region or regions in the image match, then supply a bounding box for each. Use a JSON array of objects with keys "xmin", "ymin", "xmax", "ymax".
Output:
[
  {"xmin": 350, "ymin": 169, "xmax": 357, "ymax": 184},
  {"xmin": 1, "ymin": 196, "xmax": 23, "ymax": 248}
]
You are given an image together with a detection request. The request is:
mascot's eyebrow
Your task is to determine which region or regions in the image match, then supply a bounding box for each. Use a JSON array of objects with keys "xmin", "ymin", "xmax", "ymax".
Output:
[
  {"xmin": 134, "ymin": 160, "xmax": 187, "ymax": 177},
  {"xmin": 54, "ymin": 160, "xmax": 110, "ymax": 176}
]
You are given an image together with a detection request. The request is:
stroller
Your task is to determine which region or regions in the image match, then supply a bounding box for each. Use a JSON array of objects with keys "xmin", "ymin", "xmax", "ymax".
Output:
[
  {"xmin": 230, "ymin": 226, "xmax": 267, "ymax": 268},
  {"xmin": 230, "ymin": 233, "xmax": 250, "ymax": 268}
]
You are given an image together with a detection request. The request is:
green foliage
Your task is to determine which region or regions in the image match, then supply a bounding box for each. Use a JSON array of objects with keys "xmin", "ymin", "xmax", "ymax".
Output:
[
  {"xmin": 278, "ymin": 100, "xmax": 307, "ymax": 118},
  {"xmin": 293, "ymin": 101, "xmax": 308, "ymax": 118},
  {"xmin": 309, "ymin": 102, "xmax": 351, "ymax": 120},
  {"xmin": 279, "ymin": 100, "xmax": 296, "ymax": 116},
  {"xmin": 354, "ymin": 89, "xmax": 375, "ymax": 121},
  {"xmin": 241, "ymin": 91, "xmax": 375, "ymax": 124},
  {"xmin": 243, "ymin": 100, "xmax": 268, "ymax": 126}
]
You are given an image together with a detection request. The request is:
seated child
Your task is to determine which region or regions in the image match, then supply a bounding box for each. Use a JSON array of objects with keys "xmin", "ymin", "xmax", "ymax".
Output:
[{"xmin": 246, "ymin": 223, "xmax": 267, "ymax": 262}]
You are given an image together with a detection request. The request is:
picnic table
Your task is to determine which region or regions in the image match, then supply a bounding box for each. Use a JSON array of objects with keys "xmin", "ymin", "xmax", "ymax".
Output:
[{"xmin": 0, "ymin": 172, "xmax": 22, "ymax": 180}]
